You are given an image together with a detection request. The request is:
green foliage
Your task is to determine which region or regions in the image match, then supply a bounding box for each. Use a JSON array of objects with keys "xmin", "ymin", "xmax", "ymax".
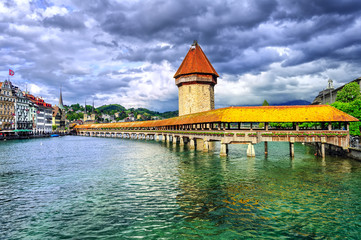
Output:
[
  {"xmin": 298, "ymin": 122, "xmax": 321, "ymax": 129},
  {"xmin": 335, "ymin": 82, "xmax": 361, "ymax": 103},
  {"xmin": 52, "ymin": 125, "xmax": 57, "ymax": 131},
  {"xmin": 66, "ymin": 112, "xmax": 84, "ymax": 121},
  {"xmin": 65, "ymin": 103, "xmax": 178, "ymax": 122},
  {"xmin": 332, "ymin": 99, "xmax": 361, "ymax": 136},
  {"xmin": 69, "ymin": 103, "xmax": 84, "ymax": 111},
  {"xmin": 262, "ymin": 100, "xmax": 269, "ymax": 106},
  {"xmin": 269, "ymin": 122, "xmax": 293, "ymax": 128},
  {"xmin": 97, "ymin": 104, "xmax": 126, "ymax": 113}
]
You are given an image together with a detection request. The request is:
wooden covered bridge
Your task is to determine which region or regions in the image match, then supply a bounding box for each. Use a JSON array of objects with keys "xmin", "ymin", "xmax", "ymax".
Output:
[{"xmin": 75, "ymin": 105, "xmax": 358, "ymax": 158}]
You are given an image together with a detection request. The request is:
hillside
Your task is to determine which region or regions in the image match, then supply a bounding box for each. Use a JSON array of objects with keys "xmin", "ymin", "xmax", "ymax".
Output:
[
  {"xmin": 66, "ymin": 103, "xmax": 178, "ymax": 121},
  {"xmin": 97, "ymin": 104, "xmax": 127, "ymax": 113}
]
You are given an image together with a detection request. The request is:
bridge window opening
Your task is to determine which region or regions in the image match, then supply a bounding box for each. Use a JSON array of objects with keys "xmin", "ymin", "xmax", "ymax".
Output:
[
  {"xmin": 240, "ymin": 123, "xmax": 251, "ymax": 129},
  {"xmin": 229, "ymin": 123, "xmax": 238, "ymax": 130}
]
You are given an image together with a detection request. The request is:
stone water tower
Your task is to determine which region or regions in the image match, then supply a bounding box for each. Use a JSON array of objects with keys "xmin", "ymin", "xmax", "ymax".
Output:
[{"xmin": 174, "ymin": 41, "xmax": 219, "ymax": 116}]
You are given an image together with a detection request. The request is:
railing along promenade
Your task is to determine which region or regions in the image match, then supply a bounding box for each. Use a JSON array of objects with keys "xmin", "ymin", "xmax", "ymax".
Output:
[{"xmin": 75, "ymin": 105, "xmax": 358, "ymax": 158}]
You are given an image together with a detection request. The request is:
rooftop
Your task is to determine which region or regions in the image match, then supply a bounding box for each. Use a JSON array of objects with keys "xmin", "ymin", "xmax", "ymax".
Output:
[
  {"xmin": 174, "ymin": 41, "xmax": 219, "ymax": 79},
  {"xmin": 76, "ymin": 105, "xmax": 358, "ymax": 129}
]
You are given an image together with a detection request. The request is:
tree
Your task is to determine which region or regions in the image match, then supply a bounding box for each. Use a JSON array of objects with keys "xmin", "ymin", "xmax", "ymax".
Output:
[
  {"xmin": 332, "ymin": 99, "xmax": 361, "ymax": 136},
  {"xmin": 336, "ymin": 82, "xmax": 361, "ymax": 103},
  {"xmin": 262, "ymin": 100, "xmax": 269, "ymax": 106}
]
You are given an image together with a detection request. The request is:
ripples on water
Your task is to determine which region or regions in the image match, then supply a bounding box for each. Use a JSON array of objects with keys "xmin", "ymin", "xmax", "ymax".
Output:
[{"xmin": 1, "ymin": 136, "xmax": 361, "ymax": 239}]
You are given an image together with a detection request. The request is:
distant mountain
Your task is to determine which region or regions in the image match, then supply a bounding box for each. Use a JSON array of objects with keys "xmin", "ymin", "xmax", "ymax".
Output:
[{"xmin": 275, "ymin": 100, "xmax": 311, "ymax": 106}]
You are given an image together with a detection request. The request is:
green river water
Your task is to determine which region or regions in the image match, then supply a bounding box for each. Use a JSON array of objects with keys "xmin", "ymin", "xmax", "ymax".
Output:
[{"xmin": 1, "ymin": 136, "xmax": 361, "ymax": 239}]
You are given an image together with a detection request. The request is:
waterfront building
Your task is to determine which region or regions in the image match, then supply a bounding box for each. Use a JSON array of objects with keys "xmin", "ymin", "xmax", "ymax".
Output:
[
  {"xmin": 13, "ymin": 87, "xmax": 32, "ymax": 130},
  {"xmin": 26, "ymin": 94, "xmax": 52, "ymax": 134},
  {"xmin": 312, "ymin": 77, "xmax": 361, "ymax": 105},
  {"xmin": 0, "ymin": 80, "xmax": 16, "ymax": 130},
  {"xmin": 174, "ymin": 40, "xmax": 219, "ymax": 116}
]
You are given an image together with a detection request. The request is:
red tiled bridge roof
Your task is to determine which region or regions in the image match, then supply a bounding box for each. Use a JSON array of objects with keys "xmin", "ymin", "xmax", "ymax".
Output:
[{"xmin": 75, "ymin": 105, "xmax": 358, "ymax": 129}]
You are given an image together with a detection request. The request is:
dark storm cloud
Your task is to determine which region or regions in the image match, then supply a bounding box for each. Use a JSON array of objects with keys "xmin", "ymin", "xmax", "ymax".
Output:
[
  {"xmin": 2, "ymin": 0, "xmax": 361, "ymax": 110},
  {"xmin": 43, "ymin": 14, "xmax": 86, "ymax": 31}
]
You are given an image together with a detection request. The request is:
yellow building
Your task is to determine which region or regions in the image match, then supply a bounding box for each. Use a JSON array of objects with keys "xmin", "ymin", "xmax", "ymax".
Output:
[{"xmin": 0, "ymin": 81, "xmax": 16, "ymax": 130}]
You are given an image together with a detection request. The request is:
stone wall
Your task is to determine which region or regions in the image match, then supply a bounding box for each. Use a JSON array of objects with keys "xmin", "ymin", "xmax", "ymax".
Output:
[{"xmin": 178, "ymin": 83, "xmax": 214, "ymax": 116}]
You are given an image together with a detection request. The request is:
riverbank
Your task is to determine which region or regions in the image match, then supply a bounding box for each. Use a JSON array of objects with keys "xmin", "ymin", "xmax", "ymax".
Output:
[{"xmin": 0, "ymin": 132, "xmax": 68, "ymax": 141}]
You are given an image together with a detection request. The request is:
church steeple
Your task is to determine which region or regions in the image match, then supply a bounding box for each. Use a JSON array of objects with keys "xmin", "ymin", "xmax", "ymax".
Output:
[{"xmin": 58, "ymin": 86, "xmax": 65, "ymax": 110}]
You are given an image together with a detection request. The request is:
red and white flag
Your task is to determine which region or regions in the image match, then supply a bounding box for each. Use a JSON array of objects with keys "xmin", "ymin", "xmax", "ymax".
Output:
[{"xmin": 9, "ymin": 69, "xmax": 15, "ymax": 76}]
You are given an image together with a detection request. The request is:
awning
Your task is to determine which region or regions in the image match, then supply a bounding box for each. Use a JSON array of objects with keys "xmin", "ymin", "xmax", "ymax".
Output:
[{"xmin": 13, "ymin": 129, "xmax": 33, "ymax": 132}]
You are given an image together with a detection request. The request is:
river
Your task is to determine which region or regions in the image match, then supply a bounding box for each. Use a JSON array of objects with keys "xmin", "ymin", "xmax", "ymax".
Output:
[{"xmin": 1, "ymin": 136, "xmax": 361, "ymax": 239}]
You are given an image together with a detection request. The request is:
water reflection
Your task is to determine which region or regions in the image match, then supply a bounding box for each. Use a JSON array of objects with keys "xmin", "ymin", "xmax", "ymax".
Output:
[
  {"xmin": 1, "ymin": 137, "xmax": 361, "ymax": 239},
  {"xmin": 173, "ymin": 141, "xmax": 361, "ymax": 238}
]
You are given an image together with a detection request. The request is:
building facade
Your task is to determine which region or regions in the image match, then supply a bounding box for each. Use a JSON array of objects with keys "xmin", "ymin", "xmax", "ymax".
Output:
[
  {"xmin": 26, "ymin": 94, "xmax": 52, "ymax": 133},
  {"xmin": 0, "ymin": 80, "xmax": 16, "ymax": 130},
  {"xmin": 174, "ymin": 41, "xmax": 219, "ymax": 116},
  {"xmin": 312, "ymin": 77, "xmax": 361, "ymax": 105},
  {"xmin": 14, "ymin": 88, "xmax": 32, "ymax": 130}
]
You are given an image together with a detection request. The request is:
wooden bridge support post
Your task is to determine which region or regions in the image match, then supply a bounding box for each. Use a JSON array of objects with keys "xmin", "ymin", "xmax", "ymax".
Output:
[
  {"xmin": 166, "ymin": 135, "xmax": 170, "ymax": 143},
  {"xmin": 189, "ymin": 138, "xmax": 196, "ymax": 150},
  {"xmin": 180, "ymin": 137, "xmax": 184, "ymax": 146},
  {"xmin": 290, "ymin": 142, "xmax": 294, "ymax": 158},
  {"xmin": 247, "ymin": 143, "xmax": 255, "ymax": 157},
  {"xmin": 156, "ymin": 134, "xmax": 159, "ymax": 141},
  {"xmin": 265, "ymin": 141, "xmax": 268, "ymax": 155},
  {"xmin": 220, "ymin": 139, "xmax": 228, "ymax": 157},
  {"xmin": 321, "ymin": 137, "xmax": 326, "ymax": 158},
  {"xmin": 173, "ymin": 135, "xmax": 177, "ymax": 145},
  {"xmin": 289, "ymin": 138, "xmax": 295, "ymax": 158},
  {"xmin": 203, "ymin": 140, "xmax": 209, "ymax": 152},
  {"xmin": 321, "ymin": 143, "xmax": 326, "ymax": 158}
]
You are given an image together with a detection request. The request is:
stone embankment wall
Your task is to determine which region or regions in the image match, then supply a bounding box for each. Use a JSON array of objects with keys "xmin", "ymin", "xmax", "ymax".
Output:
[{"xmin": 325, "ymin": 143, "xmax": 361, "ymax": 161}]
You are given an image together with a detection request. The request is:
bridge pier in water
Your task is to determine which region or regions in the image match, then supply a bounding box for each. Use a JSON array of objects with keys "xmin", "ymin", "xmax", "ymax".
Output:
[
  {"xmin": 247, "ymin": 143, "xmax": 255, "ymax": 157},
  {"xmin": 77, "ymin": 126, "xmax": 352, "ymax": 158}
]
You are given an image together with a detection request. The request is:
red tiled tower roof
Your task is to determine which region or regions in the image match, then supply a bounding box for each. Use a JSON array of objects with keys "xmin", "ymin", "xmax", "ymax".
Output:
[{"xmin": 174, "ymin": 41, "xmax": 219, "ymax": 79}]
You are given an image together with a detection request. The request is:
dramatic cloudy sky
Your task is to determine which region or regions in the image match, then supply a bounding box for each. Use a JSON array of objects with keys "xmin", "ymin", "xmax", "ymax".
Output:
[{"xmin": 1, "ymin": 0, "xmax": 361, "ymax": 111}]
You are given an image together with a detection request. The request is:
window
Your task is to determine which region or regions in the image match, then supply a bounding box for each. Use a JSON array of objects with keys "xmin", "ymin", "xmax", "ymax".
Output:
[{"xmin": 189, "ymin": 86, "xmax": 191, "ymax": 93}]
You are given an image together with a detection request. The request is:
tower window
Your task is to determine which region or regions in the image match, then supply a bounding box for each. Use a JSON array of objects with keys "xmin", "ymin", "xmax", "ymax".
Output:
[{"xmin": 189, "ymin": 86, "xmax": 191, "ymax": 93}]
